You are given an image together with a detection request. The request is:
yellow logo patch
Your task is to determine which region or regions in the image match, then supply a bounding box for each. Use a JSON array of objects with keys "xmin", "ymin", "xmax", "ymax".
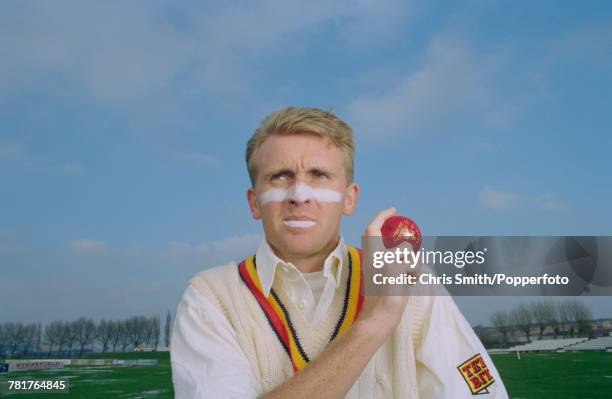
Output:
[{"xmin": 457, "ymin": 353, "xmax": 495, "ymax": 395}]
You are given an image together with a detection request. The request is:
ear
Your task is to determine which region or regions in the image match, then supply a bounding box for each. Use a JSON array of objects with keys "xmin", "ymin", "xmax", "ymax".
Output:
[
  {"xmin": 247, "ymin": 187, "xmax": 262, "ymax": 220},
  {"xmin": 342, "ymin": 183, "xmax": 359, "ymax": 216}
]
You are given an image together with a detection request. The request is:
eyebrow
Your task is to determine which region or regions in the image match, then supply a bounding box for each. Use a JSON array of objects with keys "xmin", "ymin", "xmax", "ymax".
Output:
[
  {"xmin": 263, "ymin": 165, "xmax": 335, "ymax": 179},
  {"xmin": 264, "ymin": 168, "xmax": 294, "ymax": 180},
  {"xmin": 307, "ymin": 166, "xmax": 334, "ymax": 177}
]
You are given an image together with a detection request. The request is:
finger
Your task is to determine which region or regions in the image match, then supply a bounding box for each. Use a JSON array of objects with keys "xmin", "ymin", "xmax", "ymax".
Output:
[{"xmin": 365, "ymin": 207, "xmax": 396, "ymax": 236}]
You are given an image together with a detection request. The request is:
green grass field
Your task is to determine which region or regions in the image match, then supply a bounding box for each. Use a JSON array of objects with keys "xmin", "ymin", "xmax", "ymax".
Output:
[
  {"xmin": 2, "ymin": 352, "xmax": 611, "ymax": 398},
  {"xmin": 491, "ymin": 352, "xmax": 612, "ymax": 399},
  {"xmin": 0, "ymin": 352, "xmax": 173, "ymax": 398}
]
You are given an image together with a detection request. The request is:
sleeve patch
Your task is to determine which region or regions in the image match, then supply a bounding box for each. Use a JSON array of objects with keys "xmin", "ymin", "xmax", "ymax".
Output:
[{"xmin": 457, "ymin": 353, "xmax": 495, "ymax": 395}]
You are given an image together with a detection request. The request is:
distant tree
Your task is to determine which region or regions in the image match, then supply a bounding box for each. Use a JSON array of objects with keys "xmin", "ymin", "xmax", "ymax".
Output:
[
  {"xmin": 490, "ymin": 310, "xmax": 511, "ymax": 348},
  {"xmin": 44, "ymin": 321, "xmax": 63, "ymax": 356},
  {"xmin": 20, "ymin": 323, "xmax": 38, "ymax": 356},
  {"xmin": 164, "ymin": 311, "xmax": 172, "ymax": 348},
  {"xmin": 108, "ymin": 321, "xmax": 122, "ymax": 352},
  {"xmin": 119, "ymin": 321, "xmax": 130, "ymax": 352},
  {"xmin": 558, "ymin": 302, "xmax": 573, "ymax": 337},
  {"xmin": 472, "ymin": 325, "xmax": 498, "ymax": 349},
  {"xmin": 126, "ymin": 316, "xmax": 147, "ymax": 349},
  {"xmin": 0, "ymin": 323, "xmax": 6, "ymax": 356},
  {"xmin": 0, "ymin": 323, "xmax": 16, "ymax": 356},
  {"xmin": 63, "ymin": 321, "xmax": 78, "ymax": 357},
  {"xmin": 74, "ymin": 317, "xmax": 96, "ymax": 357},
  {"xmin": 544, "ymin": 302, "xmax": 560, "ymax": 339},
  {"xmin": 56, "ymin": 322, "xmax": 69, "ymax": 356},
  {"xmin": 566, "ymin": 300, "xmax": 593, "ymax": 337},
  {"xmin": 35, "ymin": 322, "xmax": 43, "ymax": 353},
  {"xmin": 142, "ymin": 317, "xmax": 154, "ymax": 348},
  {"xmin": 510, "ymin": 304, "xmax": 532, "ymax": 342},
  {"xmin": 530, "ymin": 300, "xmax": 557, "ymax": 339},
  {"xmin": 8, "ymin": 323, "xmax": 25, "ymax": 356},
  {"xmin": 0, "ymin": 322, "xmax": 37, "ymax": 357},
  {"xmin": 98, "ymin": 320, "xmax": 114, "ymax": 353},
  {"xmin": 152, "ymin": 317, "xmax": 160, "ymax": 350}
]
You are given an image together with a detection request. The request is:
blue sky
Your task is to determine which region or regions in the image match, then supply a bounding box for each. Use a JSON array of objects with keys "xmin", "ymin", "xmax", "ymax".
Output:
[{"xmin": 1, "ymin": 1, "xmax": 611, "ymax": 326}]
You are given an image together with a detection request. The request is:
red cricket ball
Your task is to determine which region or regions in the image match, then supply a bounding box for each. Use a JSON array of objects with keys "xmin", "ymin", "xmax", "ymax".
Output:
[{"xmin": 380, "ymin": 215, "xmax": 422, "ymax": 251}]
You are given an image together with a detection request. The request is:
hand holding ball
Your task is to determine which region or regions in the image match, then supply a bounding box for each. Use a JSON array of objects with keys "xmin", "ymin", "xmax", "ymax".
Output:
[{"xmin": 380, "ymin": 215, "xmax": 422, "ymax": 251}]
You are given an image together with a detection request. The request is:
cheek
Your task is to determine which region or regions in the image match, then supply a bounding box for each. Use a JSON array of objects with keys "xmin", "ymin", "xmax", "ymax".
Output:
[
  {"xmin": 258, "ymin": 202, "xmax": 283, "ymax": 221},
  {"xmin": 319, "ymin": 203, "xmax": 344, "ymax": 222}
]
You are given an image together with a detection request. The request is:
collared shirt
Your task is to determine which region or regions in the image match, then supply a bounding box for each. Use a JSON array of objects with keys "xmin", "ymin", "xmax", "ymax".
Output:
[
  {"xmin": 171, "ymin": 239, "xmax": 509, "ymax": 398},
  {"xmin": 254, "ymin": 237, "xmax": 346, "ymax": 325}
]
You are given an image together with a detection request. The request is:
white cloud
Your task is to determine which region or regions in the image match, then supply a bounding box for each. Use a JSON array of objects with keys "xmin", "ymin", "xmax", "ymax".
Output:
[
  {"xmin": 0, "ymin": 141, "xmax": 83, "ymax": 174},
  {"xmin": 209, "ymin": 234, "xmax": 262, "ymax": 258},
  {"xmin": 67, "ymin": 239, "xmax": 109, "ymax": 254},
  {"xmin": 479, "ymin": 188, "xmax": 568, "ymax": 212},
  {"xmin": 65, "ymin": 233, "xmax": 260, "ymax": 265},
  {"xmin": 347, "ymin": 35, "xmax": 510, "ymax": 137},
  {"xmin": 161, "ymin": 233, "xmax": 261, "ymax": 265},
  {"xmin": 338, "ymin": 0, "xmax": 414, "ymax": 47},
  {"xmin": 1, "ymin": 231, "xmax": 263, "ymax": 323},
  {"xmin": 479, "ymin": 187, "xmax": 523, "ymax": 210},
  {"xmin": 546, "ymin": 21, "xmax": 612, "ymax": 65},
  {"xmin": 0, "ymin": 1, "xmax": 414, "ymax": 106},
  {"xmin": 537, "ymin": 193, "xmax": 568, "ymax": 213},
  {"xmin": 0, "ymin": 142, "xmax": 32, "ymax": 167},
  {"xmin": 0, "ymin": 143, "xmax": 26, "ymax": 160},
  {"xmin": 162, "ymin": 241, "xmax": 209, "ymax": 259},
  {"xmin": 0, "ymin": 2, "xmax": 182, "ymax": 102}
]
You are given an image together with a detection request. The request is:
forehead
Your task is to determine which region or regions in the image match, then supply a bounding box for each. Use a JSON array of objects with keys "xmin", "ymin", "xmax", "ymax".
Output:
[{"xmin": 254, "ymin": 134, "xmax": 344, "ymax": 171}]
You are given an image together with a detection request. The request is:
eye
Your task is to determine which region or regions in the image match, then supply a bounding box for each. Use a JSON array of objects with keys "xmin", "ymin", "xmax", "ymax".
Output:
[
  {"xmin": 313, "ymin": 170, "xmax": 329, "ymax": 180},
  {"xmin": 270, "ymin": 172, "xmax": 290, "ymax": 181}
]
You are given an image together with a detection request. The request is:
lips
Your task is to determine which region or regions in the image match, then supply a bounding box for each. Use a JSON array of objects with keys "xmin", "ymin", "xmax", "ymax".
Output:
[
  {"xmin": 284, "ymin": 220, "xmax": 316, "ymax": 228},
  {"xmin": 283, "ymin": 216, "xmax": 316, "ymax": 229}
]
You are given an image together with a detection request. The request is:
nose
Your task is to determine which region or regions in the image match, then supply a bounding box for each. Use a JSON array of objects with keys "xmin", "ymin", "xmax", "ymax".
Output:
[
  {"xmin": 288, "ymin": 182, "xmax": 313, "ymax": 206},
  {"xmin": 289, "ymin": 197, "xmax": 311, "ymax": 206}
]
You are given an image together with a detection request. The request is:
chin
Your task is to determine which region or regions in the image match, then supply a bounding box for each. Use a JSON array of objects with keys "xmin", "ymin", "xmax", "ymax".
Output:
[{"xmin": 279, "ymin": 236, "xmax": 323, "ymax": 257}]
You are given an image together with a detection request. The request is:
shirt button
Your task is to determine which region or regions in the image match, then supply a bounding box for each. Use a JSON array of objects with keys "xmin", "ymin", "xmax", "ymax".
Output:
[{"xmin": 298, "ymin": 300, "xmax": 306, "ymax": 310}]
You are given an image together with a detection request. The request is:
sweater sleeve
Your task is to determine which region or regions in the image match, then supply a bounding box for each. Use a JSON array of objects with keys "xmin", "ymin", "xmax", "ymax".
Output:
[
  {"xmin": 415, "ymin": 294, "xmax": 509, "ymax": 399},
  {"xmin": 171, "ymin": 284, "xmax": 261, "ymax": 399}
]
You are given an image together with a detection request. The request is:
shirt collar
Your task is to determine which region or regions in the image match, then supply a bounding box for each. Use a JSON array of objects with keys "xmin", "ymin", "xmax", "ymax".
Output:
[{"xmin": 255, "ymin": 237, "xmax": 346, "ymax": 296}]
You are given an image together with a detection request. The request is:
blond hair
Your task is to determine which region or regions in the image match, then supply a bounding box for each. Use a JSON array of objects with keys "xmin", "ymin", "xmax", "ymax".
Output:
[{"xmin": 246, "ymin": 107, "xmax": 355, "ymax": 186}]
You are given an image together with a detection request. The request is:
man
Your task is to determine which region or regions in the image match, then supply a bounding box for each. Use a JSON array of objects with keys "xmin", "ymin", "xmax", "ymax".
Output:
[{"xmin": 171, "ymin": 107, "xmax": 508, "ymax": 398}]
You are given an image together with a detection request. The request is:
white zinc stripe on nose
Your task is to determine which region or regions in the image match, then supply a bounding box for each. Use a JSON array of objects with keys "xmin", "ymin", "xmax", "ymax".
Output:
[{"xmin": 258, "ymin": 182, "xmax": 342, "ymax": 205}]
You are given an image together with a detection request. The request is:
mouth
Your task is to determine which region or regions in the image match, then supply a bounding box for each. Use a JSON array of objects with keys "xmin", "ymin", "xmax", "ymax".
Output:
[{"xmin": 283, "ymin": 217, "xmax": 316, "ymax": 229}]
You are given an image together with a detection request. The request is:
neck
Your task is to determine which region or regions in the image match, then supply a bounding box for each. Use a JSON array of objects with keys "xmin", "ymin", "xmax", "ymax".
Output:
[{"xmin": 271, "ymin": 236, "xmax": 340, "ymax": 273}]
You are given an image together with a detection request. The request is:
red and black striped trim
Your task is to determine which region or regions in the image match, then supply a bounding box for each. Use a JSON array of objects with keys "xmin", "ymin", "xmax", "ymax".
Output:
[{"xmin": 238, "ymin": 246, "xmax": 363, "ymax": 372}]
